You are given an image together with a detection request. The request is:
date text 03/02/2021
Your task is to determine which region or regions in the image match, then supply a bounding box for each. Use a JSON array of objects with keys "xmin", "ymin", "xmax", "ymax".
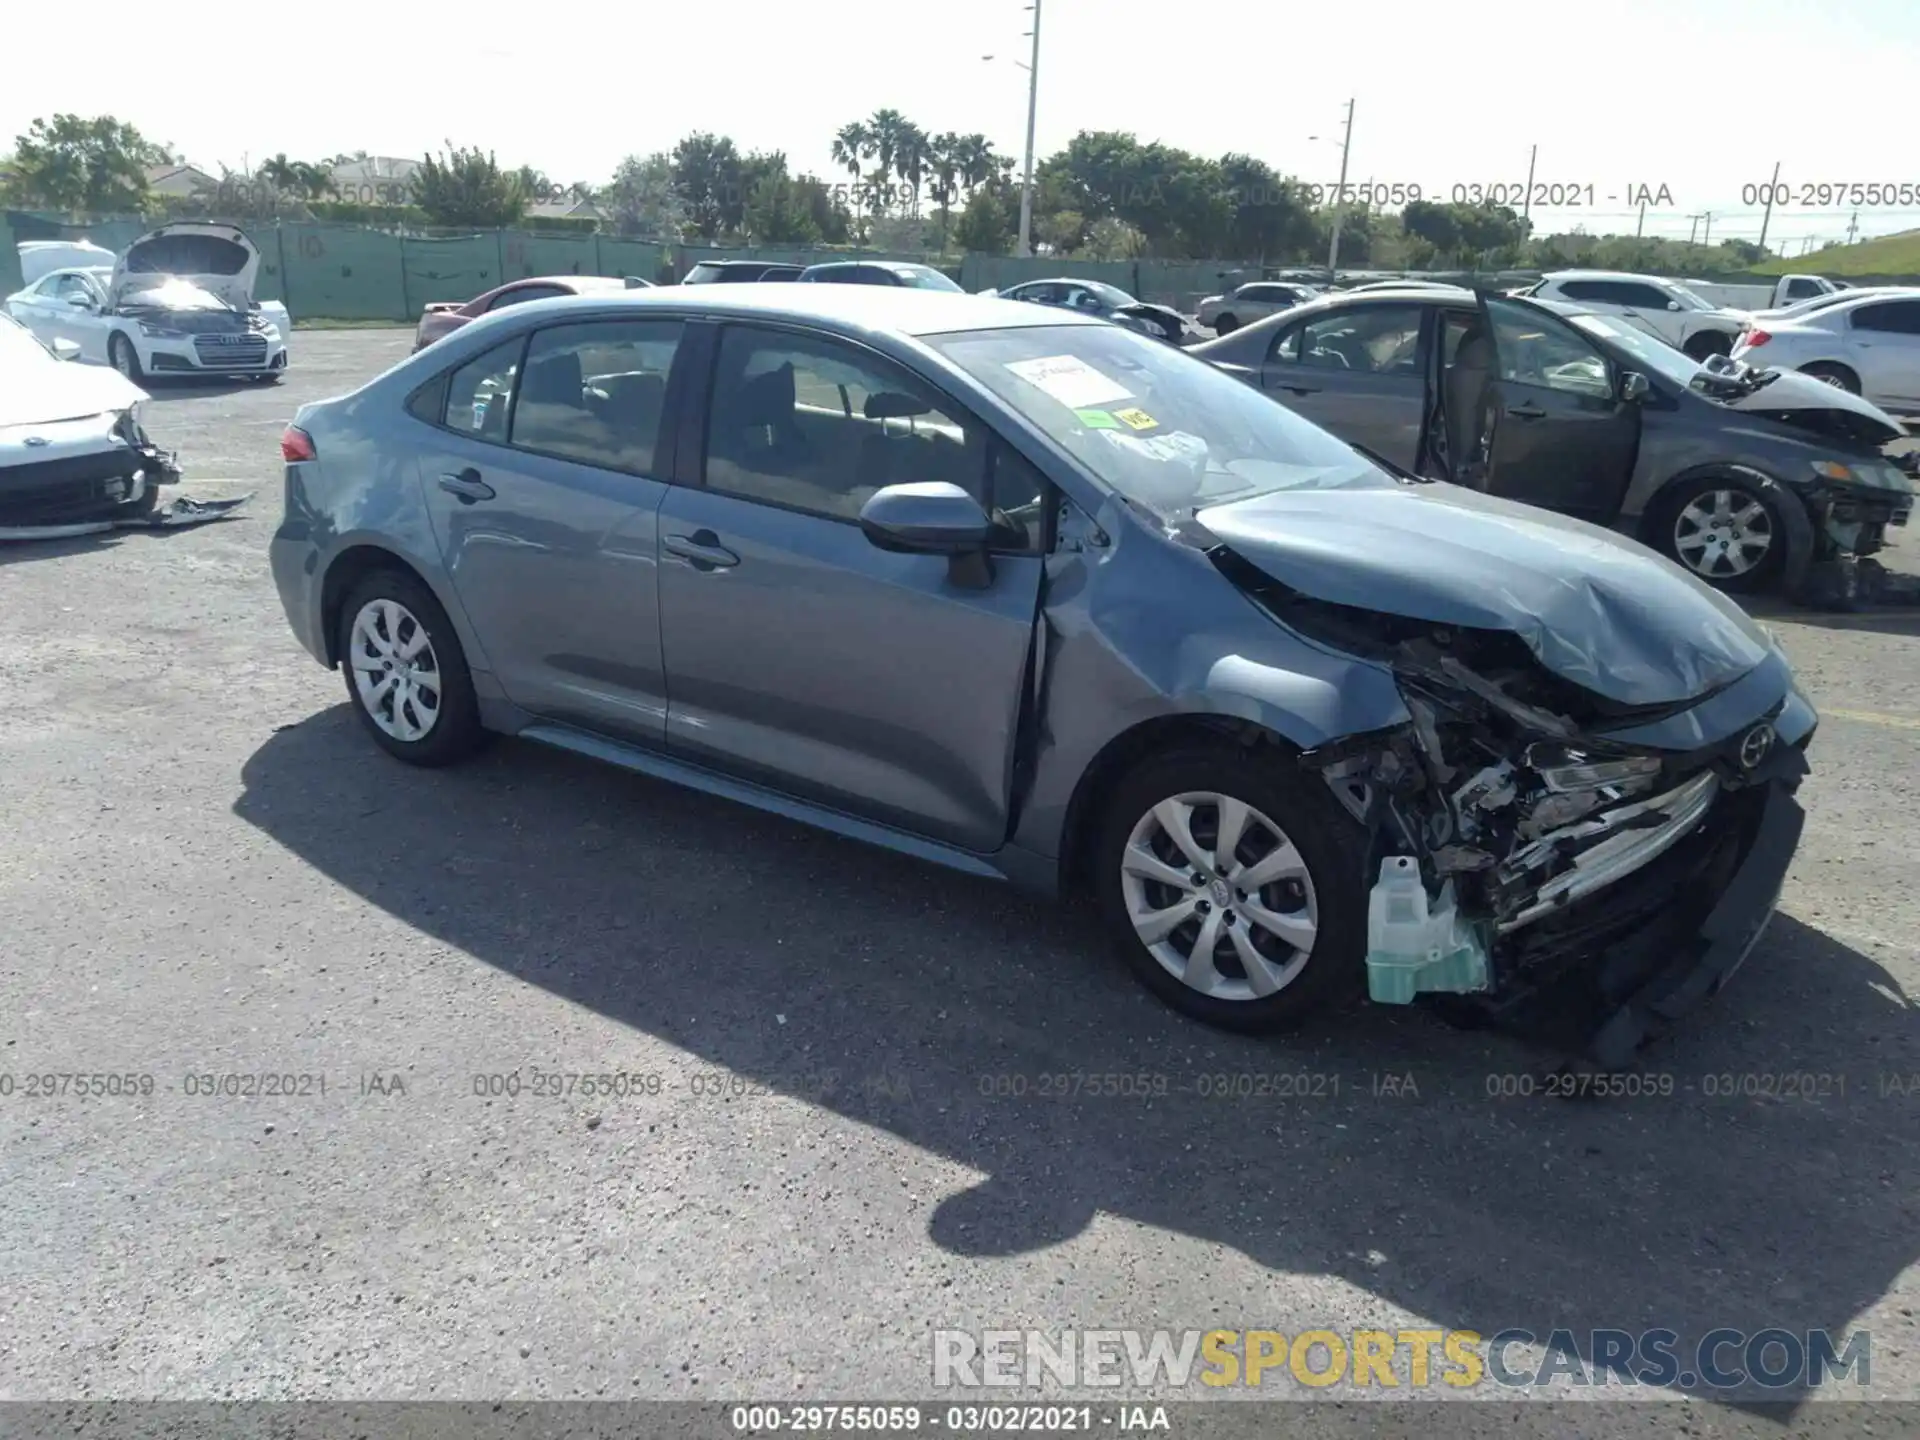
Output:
[
  {"xmin": 1216, "ymin": 180, "xmax": 1676, "ymax": 209},
  {"xmin": 729, "ymin": 1405, "xmax": 1170, "ymax": 1433}
]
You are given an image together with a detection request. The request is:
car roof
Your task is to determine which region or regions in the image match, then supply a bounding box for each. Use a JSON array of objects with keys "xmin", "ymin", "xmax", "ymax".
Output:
[
  {"xmin": 486, "ymin": 284, "xmax": 1101, "ymax": 338},
  {"xmin": 1542, "ymin": 269, "xmax": 1670, "ymax": 284}
]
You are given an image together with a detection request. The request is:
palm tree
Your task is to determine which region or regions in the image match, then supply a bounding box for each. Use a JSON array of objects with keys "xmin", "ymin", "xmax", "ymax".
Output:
[
  {"xmin": 867, "ymin": 109, "xmax": 908, "ymax": 217},
  {"xmin": 830, "ymin": 121, "xmax": 874, "ymax": 238},
  {"xmin": 928, "ymin": 132, "xmax": 962, "ymax": 248},
  {"xmin": 893, "ymin": 122, "xmax": 930, "ymax": 219},
  {"xmin": 953, "ymin": 134, "xmax": 999, "ymax": 197}
]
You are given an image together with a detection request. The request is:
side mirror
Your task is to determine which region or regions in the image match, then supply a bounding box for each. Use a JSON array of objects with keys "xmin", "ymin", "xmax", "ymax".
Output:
[
  {"xmin": 51, "ymin": 337, "xmax": 82, "ymax": 361},
  {"xmin": 1619, "ymin": 371, "xmax": 1651, "ymax": 403},
  {"xmin": 67, "ymin": 294, "xmax": 94, "ymax": 309},
  {"xmin": 1666, "ymin": 300, "xmax": 1682, "ymax": 311},
  {"xmin": 859, "ymin": 482, "xmax": 992, "ymax": 555}
]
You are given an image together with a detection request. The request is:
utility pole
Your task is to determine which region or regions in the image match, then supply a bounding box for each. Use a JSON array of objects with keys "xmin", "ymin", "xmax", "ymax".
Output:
[
  {"xmin": 1687, "ymin": 214, "xmax": 1701, "ymax": 245},
  {"xmin": 1016, "ymin": 0, "xmax": 1043, "ymax": 258},
  {"xmin": 1757, "ymin": 159, "xmax": 1780, "ymax": 253},
  {"xmin": 1701, "ymin": 212, "xmax": 1713, "ymax": 248},
  {"xmin": 1522, "ymin": 144, "xmax": 1537, "ymax": 223},
  {"xmin": 1325, "ymin": 97, "xmax": 1356, "ymax": 278},
  {"xmin": 1636, "ymin": 200, "xmax": 1646, "ymax": 237},
  {"xmin": 1846, "ymin": 210, "xmax": 1860, "ymax": 245}
]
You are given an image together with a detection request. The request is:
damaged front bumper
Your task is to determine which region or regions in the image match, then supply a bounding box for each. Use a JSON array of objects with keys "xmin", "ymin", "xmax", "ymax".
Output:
[{"xmin": 1303, "ymin": 634, "xmax": 1815, "ymax": 1067}]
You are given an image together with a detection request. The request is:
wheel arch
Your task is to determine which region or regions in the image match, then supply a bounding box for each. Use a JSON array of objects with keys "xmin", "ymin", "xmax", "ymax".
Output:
[
  {"xmin": 1635, "ymin": 462, "xmax": 1816, "ymax": 593},
  {"xmin": 318, "ymin": 540, "xmax": 474, "ymax": 669}
]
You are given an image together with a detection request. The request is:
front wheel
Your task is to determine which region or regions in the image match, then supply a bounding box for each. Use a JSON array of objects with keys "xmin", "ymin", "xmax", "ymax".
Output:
[
  {"xmin": 1799, "ymin": 361, "xmax": 1860, "ymax": 394},
  {"xmin": 1657, "ymin": 476, "xmax": 1785, "ymax": 592},
  {"xmin": 335, "ymin": 569, "xmax": 488, "ymax": 767},
  {"xmin": 1211, "ymin": 313, "xmax": 1239, "ymax": 335},
  {"xmin": 1093, "ymin": 746, "xmax": 1366, "ymax": 1032},
  {"xmin": 108, "ymin": 332, "xmax": 144, "ymax": 382}
]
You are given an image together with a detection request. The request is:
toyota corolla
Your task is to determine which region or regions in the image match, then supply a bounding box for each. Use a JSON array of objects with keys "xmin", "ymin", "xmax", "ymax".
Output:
[{"xmin": 270, "ymin": 287, "xmax": 1816, "ymax": 1067}]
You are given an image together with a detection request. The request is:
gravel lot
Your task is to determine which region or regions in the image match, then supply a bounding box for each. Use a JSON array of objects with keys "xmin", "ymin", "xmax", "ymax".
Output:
[{"xmin": 1, "ymin": 332, "xmax": 1916, "ymax": 1431}]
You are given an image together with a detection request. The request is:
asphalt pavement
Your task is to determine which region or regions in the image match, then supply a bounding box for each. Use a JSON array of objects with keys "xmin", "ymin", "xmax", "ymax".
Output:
[{"xmin": 0, "ymin": 332, "xmax": 1915, "ymax": 1433}]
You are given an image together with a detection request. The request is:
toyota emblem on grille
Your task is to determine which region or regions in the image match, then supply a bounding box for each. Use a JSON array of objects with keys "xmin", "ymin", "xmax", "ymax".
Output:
[{"xmin": 1738, "ymin": 724, "xmax": 1775, "ymax": 770}]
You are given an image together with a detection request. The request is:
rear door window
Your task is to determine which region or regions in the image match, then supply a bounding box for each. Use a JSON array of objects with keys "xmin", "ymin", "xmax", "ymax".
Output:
[
  {"xmin": 507, "ymin": 320, "xmax": 684, "ymax": 475},
  {"xmin": 488, "ymin": 283, "xmax": 568, "ymax": 311},
  {"xmin": 443, "ymin": 336, "xmax": 526, "ymax": 441},
  {"xmin": 1851, "ymin": 300, "xmax": 1920, "ymax": 334}
]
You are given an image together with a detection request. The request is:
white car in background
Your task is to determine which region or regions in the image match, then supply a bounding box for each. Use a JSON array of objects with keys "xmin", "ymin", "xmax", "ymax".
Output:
[
  {"xmin": 1731, "ymin": 292, "xmax": 1920, "ymax": 420},
  {"xmin": 6, "ymin": 224, "xmax": 289, "ymax": 383},
  {"xmin": 0, "ymin": 312, "xmax": 180, "ymax": 537},
  {"xmin": 1736, "ymin": 285, "xmax": 1920, "ymax": 330},
  {"xmin": 1520, "ymin": 271, "xmax": 1750, "ymax": 359},
  {"xmin": 1195, "ymin": 281, "xmax": 1322, "ymax": 334}
]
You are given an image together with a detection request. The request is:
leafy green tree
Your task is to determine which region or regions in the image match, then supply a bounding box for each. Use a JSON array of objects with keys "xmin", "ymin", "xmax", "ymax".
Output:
[
  {"xmin": 413, "ymin": 144, "xmax": 528, "ymax": 228},
  {"xmin": 259, "ymin": 153, "xmax": 337, "ymax": 201},
  {"xmin": 670, "ymin": 132, "xmax": 744, "ymax": 241},
  {"xmin": 604, "ymin": 152, "xmax": 681, "ymax": 239},
  {"xmin": 10, "ymin": 113, "xmax": 169, "ymax": 215},
  {"xmin": 954, "ymin": 179, "xmax": 1017, "ymax": 253}
]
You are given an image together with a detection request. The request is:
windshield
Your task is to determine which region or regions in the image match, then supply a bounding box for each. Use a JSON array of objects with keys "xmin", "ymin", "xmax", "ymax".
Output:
[
  {"xmin": 892, "ymin": 265, "xmax": 964, "ymax": 292},
  {"xmin": 0, "ymin": 314, "xmax": 60, "ymax": 368},
  {"xmin": 1567, "ymin": 312, "xmax": 1704, "ymax": 386},
  {"xmin": 924, "ymin": 323, "xmax": 1392, "ymax": 520},
  {"xmin": 1082, "ymin": 280, "xmax": 1137, "ymax": 307}
]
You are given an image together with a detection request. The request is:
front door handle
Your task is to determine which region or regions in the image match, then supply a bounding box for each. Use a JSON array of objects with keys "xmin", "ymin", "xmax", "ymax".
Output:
[
  {"xmin": 664, "ymin": 530, "xmax": 740, "ymax": 570},
  {"xmin": 1275, "ymin": 383, "xmax": 1321, "ymax": 396},
  {"xmin": 438, "ymin": 468, "xmax": 495, "ymax": 503},
  {"xmin": 1505, "ymin": 402, "xmax": 1546, "ymax": 419}
]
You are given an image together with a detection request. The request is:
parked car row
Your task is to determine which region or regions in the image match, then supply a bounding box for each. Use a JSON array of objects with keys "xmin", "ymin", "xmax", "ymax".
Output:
[{"xmin": 273, "ymin": 283, "xmax": 1817, "ymax": 1069}]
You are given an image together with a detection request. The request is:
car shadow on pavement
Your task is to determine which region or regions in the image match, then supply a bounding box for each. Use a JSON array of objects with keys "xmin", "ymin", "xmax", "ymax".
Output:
[{"xmin": 235, "ymin": 708, "xmax": 1918, "ymax": 1406}]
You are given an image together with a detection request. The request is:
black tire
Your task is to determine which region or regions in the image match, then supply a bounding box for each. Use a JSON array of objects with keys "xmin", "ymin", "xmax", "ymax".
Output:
[
  {"xmin": 1212, "ymin": 313, "xmax": 1239, "ymax": 335},
  {"xmin": 108, "ymin": 332, "xmax": 144, "ymax": 382},
  {"xmin": 1683, "ymin": 330, "xmax": 1733, "ymax": 361},
  {"xmin": 1651, "ymin": 473, "xmax": 1787, "ymax": 594},
  {"xmin": 1092, "ymin": 744, "xmax": 1368, "ymax": 1033},
  {"xmin": 335, "ymin": 568, "xmax": 488, "ymax": 767},
  {"xmin": 1799, "ymin": 361, "xmax": 1860, "ymax": 394}
]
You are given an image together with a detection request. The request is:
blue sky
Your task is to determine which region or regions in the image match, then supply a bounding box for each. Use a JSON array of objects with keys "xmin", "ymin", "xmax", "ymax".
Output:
[{"xmin": 6, "ymin": 0, "xmax": 1917, "ymax": 251}]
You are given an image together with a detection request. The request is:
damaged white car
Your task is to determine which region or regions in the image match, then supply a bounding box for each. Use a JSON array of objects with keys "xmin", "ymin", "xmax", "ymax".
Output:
[
  {"xmin": 5, "ymin": 224, "xmax": 289, "ymax": 383},
  {"xmin": 0, "ymin": 312, "xmax": 181, "ymax": 536}
]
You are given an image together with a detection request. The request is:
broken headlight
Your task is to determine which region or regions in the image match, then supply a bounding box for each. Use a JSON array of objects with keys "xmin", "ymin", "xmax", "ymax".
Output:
[{"xmin": 1523, "ymin": 745, "xmax": 1663, "ymax": 793}]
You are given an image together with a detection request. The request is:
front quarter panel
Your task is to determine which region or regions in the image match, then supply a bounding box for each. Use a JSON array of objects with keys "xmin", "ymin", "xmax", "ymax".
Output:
[{"xmin": 1012, "ymin": 504, "xmax": 1411, "ymax": 862}]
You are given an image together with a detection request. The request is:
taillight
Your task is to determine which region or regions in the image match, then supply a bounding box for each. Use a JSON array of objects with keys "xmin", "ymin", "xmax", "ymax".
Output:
[
  {"xmin": 1744, "ymin": 329, "xmax": 1771, "ymax": 349},
  {"xmin": 280, "ymin": 425, "xmax": 316, "ymax": 462}
]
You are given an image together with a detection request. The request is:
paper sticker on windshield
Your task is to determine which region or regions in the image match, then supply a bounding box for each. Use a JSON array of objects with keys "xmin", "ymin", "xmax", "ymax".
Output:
[
  {"xmin": 1005, "ymin": 354, "xmax": 1134, "ymax": 409},
  {"xmin": 1074, "ymin": 408, "xmax": 1121, "ymax": 429},
  {"xmin": 1113, "ymin": 407, "xmax": 1159, "ymax": 431}
]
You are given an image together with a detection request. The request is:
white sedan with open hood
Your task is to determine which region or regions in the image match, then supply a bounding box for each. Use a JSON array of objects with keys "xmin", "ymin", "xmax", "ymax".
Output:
[
  {"xmin": 4, "ymin": 224, "xmax": 289, "ymax": 383},
  {"xmin": 0, "ymin": 313, "xmax": 182, "ymax": 537}
]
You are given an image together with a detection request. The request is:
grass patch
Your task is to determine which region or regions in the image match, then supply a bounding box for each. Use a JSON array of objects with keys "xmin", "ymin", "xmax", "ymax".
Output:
[
  {"xmin": 293, "ymin": 317, "xmax": 413, "ymax": 330},
  {"xmin": 1754, "ymin": 230, "xmax": 1920, "ymax": 278}
]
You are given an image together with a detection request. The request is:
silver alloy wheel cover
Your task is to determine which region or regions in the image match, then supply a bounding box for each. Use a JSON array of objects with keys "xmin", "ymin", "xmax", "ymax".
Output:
[
  {"xmin": 1120, "ymin": 790, "xmax": 1319, "ymax": 1002},
  {"xmin": 348, "ymin": 598, "xmax": 442, "ymax": 743},
  {"xmin": 1815, "ymin": 372, "xmax": 1847, "ymax": 389},
  {"xmin": 1673, "ymin": 488, "xmax": 1773, "ymax": 579},
  {"xmin": 111, "ymin": 337, "xmax": 133, "ymax": 376}
]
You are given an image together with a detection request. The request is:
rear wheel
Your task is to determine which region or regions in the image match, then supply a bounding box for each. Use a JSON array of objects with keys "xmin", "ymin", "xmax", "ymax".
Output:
[
  {"xmin": 1799, "ymin": 361, "xmax": 1860, "ymax": 394},
  {"xmin": 335, "ymin": 569, "xmax": 488, "ymax": 767},
  {"xmin": 1093, "ymin": 746, "xmax": 1366, "ymax": 1032},
  {"xmin": 1683, "ymin": 331, "xmax": 1733, "ymax": 361},
  {"xmin": 1212, "ymin": 313, "xmax": 1239, "ymax": 335},
  {"xmin": 108, "ymin": 332, "xmax": 143, "ymax": 382},
  {"xmin": 1656, "ymin": 475, "xmax": 1785, "ymax": 592}
]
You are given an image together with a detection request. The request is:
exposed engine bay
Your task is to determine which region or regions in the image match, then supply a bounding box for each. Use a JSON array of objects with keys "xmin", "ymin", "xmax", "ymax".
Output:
[{"xmin": 1218, "ymin": 549, "xmax": 1787, "ymax": 1009}]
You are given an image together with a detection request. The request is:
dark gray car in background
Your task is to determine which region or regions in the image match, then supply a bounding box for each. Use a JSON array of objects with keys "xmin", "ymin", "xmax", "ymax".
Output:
[
  {"xmin": 1192, "ymin": 288, "xmax": 1915, "ymax": 596},
  {"xmin": 271, "ymin": 286, "xmax": 1816, "ymax": 1066}
]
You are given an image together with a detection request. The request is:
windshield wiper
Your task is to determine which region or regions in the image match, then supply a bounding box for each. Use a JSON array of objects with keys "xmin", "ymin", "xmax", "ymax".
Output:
[{"xmin": 1349, "ymin": 442, "xmax": 1432, "ymax": 485}]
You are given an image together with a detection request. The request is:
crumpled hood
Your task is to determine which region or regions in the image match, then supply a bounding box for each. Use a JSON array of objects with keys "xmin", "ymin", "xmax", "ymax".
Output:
[
  {"xmin": 0, "ymin": 354, "xmax": 147, "ymax": 428},
  {"xmin": 1197, "ymin": 482, "xmax": 1770, "ymax": 707},
  {"xmin": 109, "ymin": 223, "xmax": 260, "ymax": 311},
  {"xmin": 1720, "ymin": 364, "xmax": 1908, "ymax": 444}
]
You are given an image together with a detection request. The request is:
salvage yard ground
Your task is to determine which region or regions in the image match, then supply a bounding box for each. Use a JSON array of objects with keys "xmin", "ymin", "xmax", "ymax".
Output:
[{"xmin": 0, "ymin": 332, "xmax": 1916, "ymax": 1428}]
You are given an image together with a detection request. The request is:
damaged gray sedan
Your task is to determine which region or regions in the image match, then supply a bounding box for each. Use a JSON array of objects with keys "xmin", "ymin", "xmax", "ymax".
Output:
[{"xmin": 271, "ymin": 287, "xmax": 1815, "ymax": 1066}]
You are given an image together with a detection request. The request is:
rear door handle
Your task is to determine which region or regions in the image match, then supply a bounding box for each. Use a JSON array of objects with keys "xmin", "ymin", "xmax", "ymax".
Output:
[
  {"xmin": 438, "ymin": 468, "xmax": 495, "ymax": 503},
  {"xmin": 664, "ymin": 530, "xmax": 740, "ymax": 570},
  {"xmin": 1276, "ymin": 383, "xmax": 1321, "ymax": 396},
  {"xmin": 1505, "ymin": 403, "xmax": 1546, "ymax": 419}
]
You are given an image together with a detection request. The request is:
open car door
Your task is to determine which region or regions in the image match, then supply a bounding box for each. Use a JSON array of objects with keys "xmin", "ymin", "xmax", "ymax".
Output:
[{"xmin": 1469, "ymin": 290, "xmax": 1642, "ymax": 525}]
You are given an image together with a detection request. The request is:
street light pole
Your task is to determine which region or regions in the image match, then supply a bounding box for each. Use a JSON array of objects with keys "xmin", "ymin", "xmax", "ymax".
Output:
[
  {"xmin": 1522, "ymin": 144, "xmax": 1537, "ymax": 223},
  {"xmin": 1325, "ymin": 97, "xmax": 1355, "ymax": 278},
  {"xmin": 1017, "ymin": 0, "xmax": 1043, "ymax": 258},
  {"xmin": 1757, "ymin": 159, "xmax": 1780, "ymax": 254}
]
